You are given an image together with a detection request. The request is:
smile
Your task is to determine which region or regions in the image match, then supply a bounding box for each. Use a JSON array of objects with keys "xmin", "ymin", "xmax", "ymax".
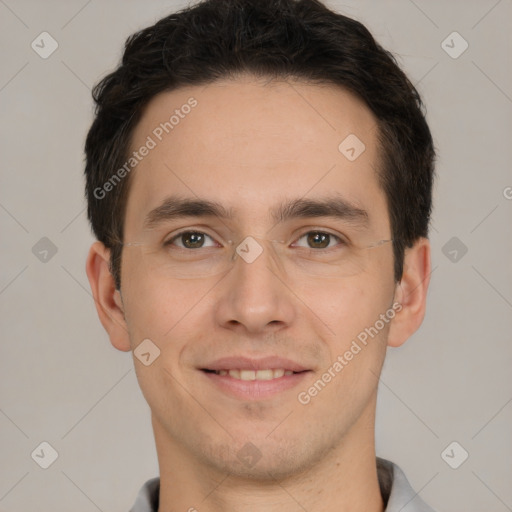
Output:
[{"xmin": 209, "ymin": 368, "xmax": 295, "ymax": 380}]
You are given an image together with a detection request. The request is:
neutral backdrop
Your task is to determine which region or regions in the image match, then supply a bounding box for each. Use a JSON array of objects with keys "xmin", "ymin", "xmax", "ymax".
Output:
[{"xmin": 1, "ymin": 1, "xmax": 511, "ymax": 511}]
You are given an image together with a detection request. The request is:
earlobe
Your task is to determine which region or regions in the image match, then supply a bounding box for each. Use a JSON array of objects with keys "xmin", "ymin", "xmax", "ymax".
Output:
[
  {"xmin": 387, "ymin": 237, "xmax": 431, "ymax": 348},
  {"xmin": 85, "ymin": 241, "xmax": 132, "ymax": 352}
]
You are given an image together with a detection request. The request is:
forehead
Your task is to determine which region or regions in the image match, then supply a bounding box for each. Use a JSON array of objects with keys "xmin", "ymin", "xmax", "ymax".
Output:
[{"xmin": 124, "ymin": 76, "xmax": 388, "ymax": 235}]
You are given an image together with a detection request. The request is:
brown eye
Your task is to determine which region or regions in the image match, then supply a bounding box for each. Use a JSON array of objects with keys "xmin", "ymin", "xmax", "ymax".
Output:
[
  {"xmin": 307, "ymin": 232, "xmax": 330, "ymax": 249},
  {"xmin": 294, "ymin": 231, "xmax": 342, "ymax": 250},
  {"xmin": 166, "ymin": 231, "xmax": 216, "ymax": 249}
]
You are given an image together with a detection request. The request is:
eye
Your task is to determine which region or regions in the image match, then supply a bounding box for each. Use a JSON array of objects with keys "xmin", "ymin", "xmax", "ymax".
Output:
[
  {"xmin": 165, "ymin": 230, "xmax": 218, "ymax": 249},
  {"xmin": 292, "ymin": 231, "xmax": 344, "ymax": 250}
]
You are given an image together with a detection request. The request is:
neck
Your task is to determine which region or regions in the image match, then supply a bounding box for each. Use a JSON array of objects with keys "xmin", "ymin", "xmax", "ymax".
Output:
[{"xmin": 154, "ymin": 398, "xmax": 384, "ymax": 512}]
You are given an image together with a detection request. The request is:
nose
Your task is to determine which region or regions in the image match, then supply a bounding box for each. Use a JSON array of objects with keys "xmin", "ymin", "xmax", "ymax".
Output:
[{"xmin": 213, "ymin": 236, "xmax": 296, "ymax": 335}]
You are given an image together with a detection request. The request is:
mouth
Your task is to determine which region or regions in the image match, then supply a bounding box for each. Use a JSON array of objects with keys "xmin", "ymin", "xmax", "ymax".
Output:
[
  {"xmin": 202, "ymin": 368, "xmax": 298, "ymax": 380},
  {"xmin": 200, "ymin": 356, "xmax": 312, "ymax": 400}
]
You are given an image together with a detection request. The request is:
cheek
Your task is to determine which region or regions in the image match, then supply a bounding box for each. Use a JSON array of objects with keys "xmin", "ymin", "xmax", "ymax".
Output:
[
  {"xmin": 308, "ymin": 274, "xmax": 394, "ymax": 383},
  {"xmin": 121, "ymin": 253, "xmax": 208, "ymax": 342},
  {"xmin": 314, "ymin": 283, "xmax": 391, "ymax": 397},
  {"xmin": 121, "ymin": 270, "xmax": 206, "ymax": 403},
  {"xmin": 304, "ymin": 278, "xmax": 382, "ymax": 338}
]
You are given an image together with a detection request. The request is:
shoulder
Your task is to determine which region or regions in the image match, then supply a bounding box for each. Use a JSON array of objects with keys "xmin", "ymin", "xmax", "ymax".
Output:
[
  {"xmin": 129, "ymin": 477, "xmax": 160, "ymax": 512},
  {"xmin": 377, "ymin": 457, "xmax": 438, "ymax": 512}
]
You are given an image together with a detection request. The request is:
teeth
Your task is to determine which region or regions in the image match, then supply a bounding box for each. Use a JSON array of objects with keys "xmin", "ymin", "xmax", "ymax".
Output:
[
  {"xmin": 240, "ymin": 370, "xmax": 256, "ymax": 381},
  {"xmin": 214, "ymin": 369, "xmax": 294, "ymax": 380},
  {"xmin": 255, "ymin": 369, "xmax": 274, "ymax": 380}
]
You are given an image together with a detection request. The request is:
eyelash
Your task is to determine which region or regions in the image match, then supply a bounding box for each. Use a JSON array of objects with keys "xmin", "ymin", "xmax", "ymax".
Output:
[{"xmin": 163, "ymin": 229, "xmax": 346, "ymax": 251}]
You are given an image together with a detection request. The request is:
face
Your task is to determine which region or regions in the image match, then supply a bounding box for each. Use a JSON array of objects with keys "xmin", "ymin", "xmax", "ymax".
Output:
[{"xmin": 114, "ymin": 76, "xmax": 399, "ymax": 478}]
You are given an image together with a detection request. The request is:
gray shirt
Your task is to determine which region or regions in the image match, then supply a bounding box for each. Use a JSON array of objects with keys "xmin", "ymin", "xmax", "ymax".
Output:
[{"xmin": 129, "ymin": 457, "xmax": 436, "ymax": 511}]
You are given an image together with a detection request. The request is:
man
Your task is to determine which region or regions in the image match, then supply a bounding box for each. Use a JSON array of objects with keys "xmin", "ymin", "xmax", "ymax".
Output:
[{"xmin": 84, "ymin": 0, "xmax": 436, "ymax": 510}]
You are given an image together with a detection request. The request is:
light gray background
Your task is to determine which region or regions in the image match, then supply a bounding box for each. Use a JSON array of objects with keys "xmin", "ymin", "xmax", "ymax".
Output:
[{"xmin": 1, "ymin": 0, "xmax": 511, "ymax": 511}]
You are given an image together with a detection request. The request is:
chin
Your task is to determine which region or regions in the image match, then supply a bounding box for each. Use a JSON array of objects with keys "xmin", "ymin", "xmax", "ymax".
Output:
[{"xmin": 198, "ymin": 436, "xmax": 329, "ymax": 482}]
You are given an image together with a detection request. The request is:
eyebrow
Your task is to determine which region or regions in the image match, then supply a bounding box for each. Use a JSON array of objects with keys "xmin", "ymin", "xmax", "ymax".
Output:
[{"xmin": 143, "ymin": 194, "xmax": 369, "ymax": 230}]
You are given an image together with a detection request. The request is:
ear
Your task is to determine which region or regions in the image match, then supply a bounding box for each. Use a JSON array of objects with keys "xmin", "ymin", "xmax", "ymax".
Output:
[
  {"xmin": 387, "ymin": 237, "xmax": 431, "ymax": 348},
  {"xmin": 85, "ymin": 241, "xmax": 131, "ymax": 352}
]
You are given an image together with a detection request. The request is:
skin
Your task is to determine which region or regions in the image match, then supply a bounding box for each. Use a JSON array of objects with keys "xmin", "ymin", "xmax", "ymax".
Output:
[{"xmin": 87, "ymin": 74, "xmax": 430, "ymax": 512}]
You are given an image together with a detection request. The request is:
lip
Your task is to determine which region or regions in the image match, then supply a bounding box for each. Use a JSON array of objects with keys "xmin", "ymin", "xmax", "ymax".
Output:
[
  {"xmin": 201, "ymin": 356, "xmax": 309, "ymax": 372},
  {"xmin": 199, "ymin": 356, "xmax": 312, "ymax": 401},
  {"xmin": 201, "ymin": 369, "xmax": 311, "ymax": 400}
]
